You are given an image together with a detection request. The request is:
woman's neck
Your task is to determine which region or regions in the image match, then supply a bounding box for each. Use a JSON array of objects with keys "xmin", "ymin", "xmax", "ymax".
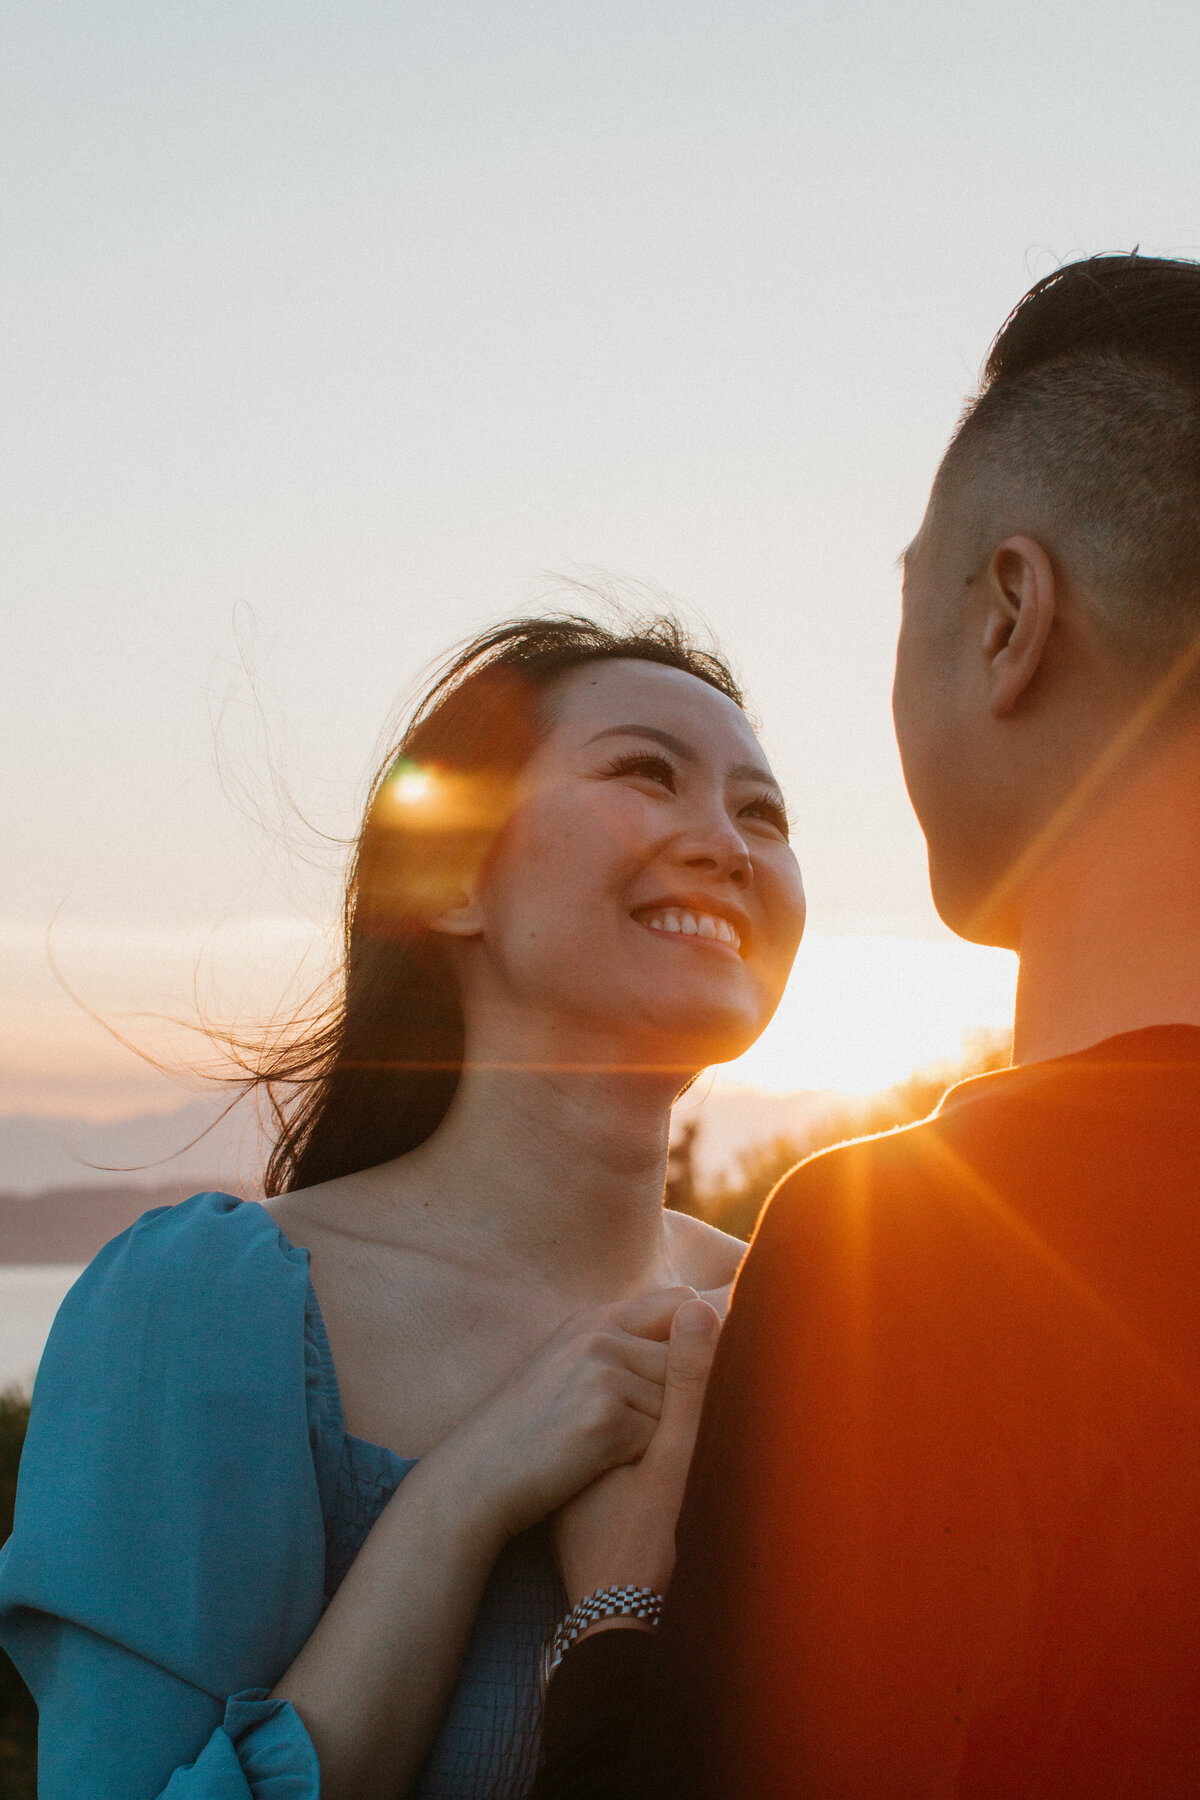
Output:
[{"xmin": 372, "ymin": 1052, "xmax": 683, "ymax": 1301}]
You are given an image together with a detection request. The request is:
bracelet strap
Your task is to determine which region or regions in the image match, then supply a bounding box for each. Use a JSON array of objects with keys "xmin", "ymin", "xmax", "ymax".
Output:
[{"xmin": 540, "ymin": 1584, "xmax": 664, "ymax": 1690}]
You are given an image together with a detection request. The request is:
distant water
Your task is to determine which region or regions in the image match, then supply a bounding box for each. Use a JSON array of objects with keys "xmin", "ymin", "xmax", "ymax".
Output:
[{"xmin": 0, "ymin": 1265, "xmax": 84, "ymax": 1396}]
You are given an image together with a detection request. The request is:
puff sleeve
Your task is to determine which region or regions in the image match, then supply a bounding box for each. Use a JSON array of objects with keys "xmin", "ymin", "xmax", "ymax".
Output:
[{"xmin": 0, "ymin": 1192, "xmax": 331, "ymax": 1798}]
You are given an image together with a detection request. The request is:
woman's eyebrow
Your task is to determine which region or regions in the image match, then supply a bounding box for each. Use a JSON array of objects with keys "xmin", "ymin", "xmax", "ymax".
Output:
[
  {"xmin": 584, "ymin": 725, "xmax": 780, "ymax": 792},
  {"xmin": 584, "ymin": 724, "xmax": 697, "ymax": 760},
  {"xmin": 730, "ymin": 762, "xmax": 784, "ymax": 794}
]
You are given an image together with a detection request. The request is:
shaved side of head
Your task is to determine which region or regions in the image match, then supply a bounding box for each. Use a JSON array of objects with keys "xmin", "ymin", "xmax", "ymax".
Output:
[{"xmin": 932, "ymin": 255, "xmax": 1200, "ymax": 675}]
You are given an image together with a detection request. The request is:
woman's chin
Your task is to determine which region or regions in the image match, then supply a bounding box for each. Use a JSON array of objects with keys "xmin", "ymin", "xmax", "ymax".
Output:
[{"xmin": 620, "ymin": 1007, "xmax": 766, "ymax": 1075}]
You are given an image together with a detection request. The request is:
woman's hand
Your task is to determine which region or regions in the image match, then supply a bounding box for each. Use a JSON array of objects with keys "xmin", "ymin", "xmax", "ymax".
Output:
[
  {"xmin": 431, "ymin": 1286, "xmax": 704, "ymax": 1549},
  {"xmin": 553, "ymin": 1298, "xmax": 721, "ymax": 1607},
  {"xmin": 272, "ymin": 1287, "xmax": 702, "ymax": 1800}
]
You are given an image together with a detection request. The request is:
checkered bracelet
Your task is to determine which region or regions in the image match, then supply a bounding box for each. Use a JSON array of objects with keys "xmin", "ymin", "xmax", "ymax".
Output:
[{"xmin": 540, "ymin": 1584, "xmax": 665, "ymax": 1690}]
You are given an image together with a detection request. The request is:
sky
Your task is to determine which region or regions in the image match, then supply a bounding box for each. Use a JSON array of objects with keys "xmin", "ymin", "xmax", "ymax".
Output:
[{"xmin": 4, "ymin": 0, "xmax": 1200, "ymax": 1119}]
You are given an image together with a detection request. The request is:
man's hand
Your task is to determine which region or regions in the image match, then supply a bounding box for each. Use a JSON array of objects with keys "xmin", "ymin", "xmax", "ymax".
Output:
[{"xmin": 553, "ymin": 1298, "xmax": 721, "ymax": 1610}]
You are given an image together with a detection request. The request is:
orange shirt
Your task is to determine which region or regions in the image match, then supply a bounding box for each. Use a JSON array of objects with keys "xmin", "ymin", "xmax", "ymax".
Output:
[{"xmin": 629, "ymin": 1026, "xmax": 1200, "ymax": 1797}]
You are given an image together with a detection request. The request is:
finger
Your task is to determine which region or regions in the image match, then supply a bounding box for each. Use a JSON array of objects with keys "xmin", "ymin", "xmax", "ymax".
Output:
[
  {"xmin": 618, "ymin": 1369, "xmax": 670, "ymax": 1423},
  {"xmin": 643, "ymin": 1300, "xmax": 720, "ymax": 1470},
  {"xmin": 607, "ymin": 1398, "xmax": 657, "ymax": 1461},
  {"xmin": 611, "ymin": 1335, "xmax": 669, "ymax": 1386},
  {"xmin": 613, "ymin": 1285, "xmax": 701, "ymax": 1341}
]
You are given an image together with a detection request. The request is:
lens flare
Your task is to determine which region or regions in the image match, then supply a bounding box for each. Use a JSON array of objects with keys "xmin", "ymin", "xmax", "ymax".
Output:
[
  {"xmin": 379, "ymin": 761, "xmax": 513, "ymax": 834},
  {"xmin": 388, "ymin": 762, "xmax": 436, "ymax": 807}
]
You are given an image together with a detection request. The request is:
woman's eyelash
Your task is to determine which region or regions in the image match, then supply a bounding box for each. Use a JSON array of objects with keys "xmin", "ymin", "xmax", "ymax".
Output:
[
  {"xmin": 601, "ymin": 752, "xmax": 789, "ymax": 836},
  {"xmin": 600, "ymin": 750, "xmax": 677, "ymax": 787},
  {"xmin": 743, "ymin": 795, "xmax": 791, "ymax": 838}
]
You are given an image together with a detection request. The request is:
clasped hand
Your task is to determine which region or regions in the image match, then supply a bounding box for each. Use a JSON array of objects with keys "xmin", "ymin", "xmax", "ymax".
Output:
[
  {"xmin": 431, "ymin": 1287, "xmax": 721, "ymax": 1577},
  {"xmin": 553, "ymin": 1296, "xmax": 721, "ymax": 1611}
]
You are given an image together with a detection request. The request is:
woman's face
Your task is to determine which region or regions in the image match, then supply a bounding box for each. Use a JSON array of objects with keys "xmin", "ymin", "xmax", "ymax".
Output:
[{"xmin": 447, "ymin": 658, "xmax": 805, "ymax": 1073}]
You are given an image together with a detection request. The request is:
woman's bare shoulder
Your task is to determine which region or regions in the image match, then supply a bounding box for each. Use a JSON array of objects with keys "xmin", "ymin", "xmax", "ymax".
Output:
[
  {"xmin": 262, "ymin": 1169, "xmax": 406, "ymax": 1254},
  {"xmin": 260, "ymin": 1187, "xmax": 335, "ymax": 1258}
]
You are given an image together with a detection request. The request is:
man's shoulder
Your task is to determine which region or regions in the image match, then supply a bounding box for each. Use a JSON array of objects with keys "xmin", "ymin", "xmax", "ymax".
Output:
[
  {"xmin": 751, "ymin": 1068, "xmax": 1022, "ymax": 1254},
  {"xmin": 764, "ymin": 1100, "xmax": 969, "ymax": 1199},
  {"xmin": 751, "ymin": 1026, "xmax": 1200, "ymax": 1266}
]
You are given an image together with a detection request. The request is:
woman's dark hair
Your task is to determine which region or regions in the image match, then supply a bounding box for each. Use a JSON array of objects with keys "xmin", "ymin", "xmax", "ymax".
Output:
[{"xmin": 254, "ymin": 613, "xmax": 744, "ymax": 1196}]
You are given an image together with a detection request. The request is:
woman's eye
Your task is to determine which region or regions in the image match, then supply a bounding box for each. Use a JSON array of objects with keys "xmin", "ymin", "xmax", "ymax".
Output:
[
  {"xmin": 601, "ymin": 751, "xmax": 677, "ymax": 791},
  {"xmin": 742, "ymin": 796, "xmax": 790, "ymax": 838}
]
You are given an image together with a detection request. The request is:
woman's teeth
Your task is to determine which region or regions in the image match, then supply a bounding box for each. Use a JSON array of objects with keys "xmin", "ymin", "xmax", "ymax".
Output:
[{"xmin": 639, "ymin": 908, "xmax": 741, "ymax": 950}]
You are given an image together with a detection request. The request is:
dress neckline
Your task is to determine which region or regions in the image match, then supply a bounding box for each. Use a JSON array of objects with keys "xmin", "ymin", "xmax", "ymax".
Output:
[{"xmin": 263, "ymin": 1200, "xmax": 420, "ymax": 1477}]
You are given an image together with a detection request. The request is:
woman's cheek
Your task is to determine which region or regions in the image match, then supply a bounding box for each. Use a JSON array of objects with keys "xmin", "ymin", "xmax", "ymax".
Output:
[{"xmin": 765, "ymin": 850, "xmax": 806, "ymax": 940}]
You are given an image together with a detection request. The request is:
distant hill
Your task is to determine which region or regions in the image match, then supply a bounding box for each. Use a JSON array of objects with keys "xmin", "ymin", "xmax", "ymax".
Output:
[
  {"xmin": 0, "ymin": 1096, "xmax": 264, "ymax": 1198},
  {"xmin": 0, "ymin": 1096, "xmax": 264, "ymax": 1263},
  {"xmin": 0, "ymin": 1184, "xmax": 236, "ymax": 1264}
]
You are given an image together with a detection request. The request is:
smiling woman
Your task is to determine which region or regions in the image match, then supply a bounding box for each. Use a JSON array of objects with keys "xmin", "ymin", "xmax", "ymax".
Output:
[
  {"xmin": 0, "ymin": 612, "xmax": 806, "ymax": 1800},
  {"xmin": 251, "ymin": 617, "xmax": 803, "ymax": 1192}
]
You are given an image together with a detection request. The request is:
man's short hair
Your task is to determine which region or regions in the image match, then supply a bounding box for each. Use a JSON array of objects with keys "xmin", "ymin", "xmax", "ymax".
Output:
[{"xmin": 937, "ymin": 254, "xmax": 1200, "ymax": 666}]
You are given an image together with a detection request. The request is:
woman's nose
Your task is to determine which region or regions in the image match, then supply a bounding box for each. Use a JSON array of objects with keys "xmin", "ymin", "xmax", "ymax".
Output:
[
  {"xmin": 677, "ymin": 815, "xmax": 752, "ymax": 886},
  {"xmin": 685, "ymin": 850, "xmax": 751, "ymax": 887}
]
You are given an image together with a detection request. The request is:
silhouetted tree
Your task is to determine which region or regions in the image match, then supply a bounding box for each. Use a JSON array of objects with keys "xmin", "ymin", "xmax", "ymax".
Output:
[{"xmin": 664, "ymin": 1117, "xmax": 701, "ymax": 1217}]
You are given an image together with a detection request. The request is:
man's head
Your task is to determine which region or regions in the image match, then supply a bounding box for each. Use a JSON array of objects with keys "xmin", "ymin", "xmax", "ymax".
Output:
[{"xmin": 894, "ymin": 254, "xmax": 1200, "ymax": 947}]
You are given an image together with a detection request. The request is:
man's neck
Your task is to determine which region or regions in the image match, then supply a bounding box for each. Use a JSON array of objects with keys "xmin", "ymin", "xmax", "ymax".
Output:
[{"xmin": 1013, "ymin": 736, "xmax": 1200, "ymax": 1065}]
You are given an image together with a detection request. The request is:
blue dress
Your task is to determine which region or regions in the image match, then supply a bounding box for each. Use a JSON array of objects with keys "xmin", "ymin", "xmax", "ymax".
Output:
[{"xmin": 0, "ymin": 1192, "xmax": 566, "ymax": 1798}]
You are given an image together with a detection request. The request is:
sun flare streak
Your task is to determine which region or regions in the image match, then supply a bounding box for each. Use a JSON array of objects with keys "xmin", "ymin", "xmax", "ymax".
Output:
[{"xmin": 916, "ymin": 1129, "xmax": 1200, "ymax": 1414}]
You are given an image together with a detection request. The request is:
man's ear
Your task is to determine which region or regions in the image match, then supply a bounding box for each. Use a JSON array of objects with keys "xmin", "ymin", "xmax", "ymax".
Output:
[{"xmin": 981, "ymin": 535, "xmax": 1057, "ymax": 718}]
